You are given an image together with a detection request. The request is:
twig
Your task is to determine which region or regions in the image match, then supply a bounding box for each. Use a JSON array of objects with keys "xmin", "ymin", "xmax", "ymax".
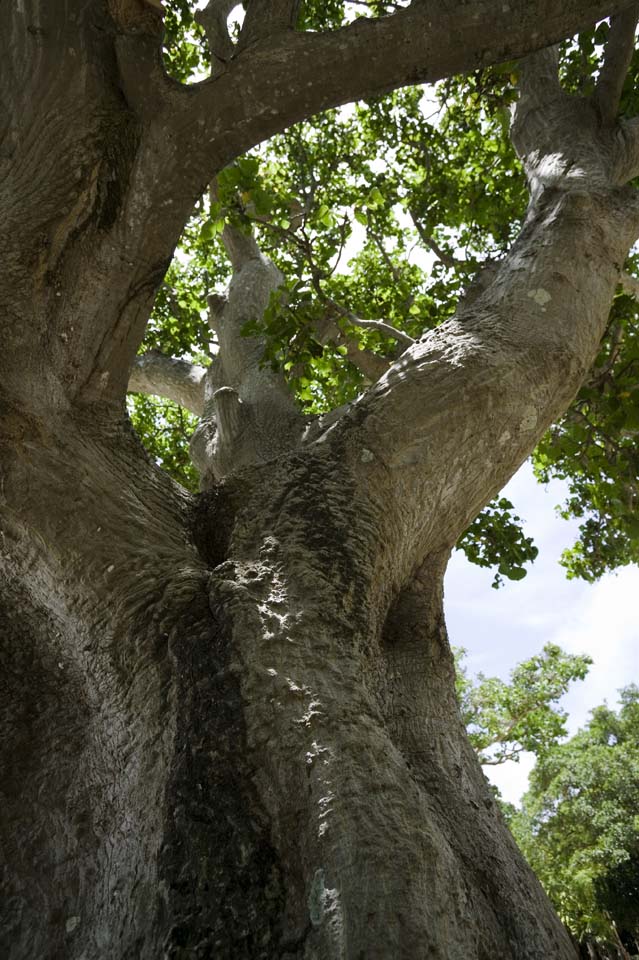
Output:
[
  {"xmin": 326, "ymin": 218, "xmax": 352, "ymax": 278},
  {"xmin": 585, "ymin": 317, "xmax": 625, "ymax": 386},
  {"xmin": 368, "ymin": 227, "xmax": 402, "ymax": 282},
  {"xmin": 410, "ymin": 210, "xmax": 474, "ymax": 273},
  {"xmin": 322, "ymin": 295, "xmax": 415, "ymax": 347}
]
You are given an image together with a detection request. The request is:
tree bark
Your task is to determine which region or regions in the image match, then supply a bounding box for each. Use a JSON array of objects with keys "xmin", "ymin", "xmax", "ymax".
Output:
[
  {"xmin": 0, "ymin": 420, "xmax": 578, "ymax": 959},
  {"xmin": 3, "ymin": 4, "xmax": 639, "ymax": 959}
]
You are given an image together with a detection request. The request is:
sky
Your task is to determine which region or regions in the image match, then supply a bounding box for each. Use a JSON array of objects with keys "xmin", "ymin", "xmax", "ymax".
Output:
[{"xmin": 445, "ymin": 462, "xmax": 639, "ymax": 804}]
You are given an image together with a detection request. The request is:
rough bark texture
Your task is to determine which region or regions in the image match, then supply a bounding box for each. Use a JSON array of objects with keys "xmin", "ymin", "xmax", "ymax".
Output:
[{"xmin": 2, "ymin": 3, "xmax": 639, "ymax": 959}]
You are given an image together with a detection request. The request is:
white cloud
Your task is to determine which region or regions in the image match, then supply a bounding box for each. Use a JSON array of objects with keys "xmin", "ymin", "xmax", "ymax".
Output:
[
  {"xmin": 549, "ymin": 566, "xmax": 639, "ymax": 733},
  {"xmin": 483, "ymin": 753, "xmax": 536, "ymax": 806}
]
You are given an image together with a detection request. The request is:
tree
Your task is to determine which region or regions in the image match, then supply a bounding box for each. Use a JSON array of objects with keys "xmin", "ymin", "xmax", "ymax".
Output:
[
  {"xmin": 511, "ymin": 686, "xmax": 639, "ymax": 957},
  {"xmin": 454, "ymin": 644, "xmax": 592, "ymax": 766},
  {"xmin": 2, "ymin": 2, "xmax": 639, "ymax": 958},
  {"xmin": 456, "ymin": 656, "xmax": 638, "ymax": 958}
]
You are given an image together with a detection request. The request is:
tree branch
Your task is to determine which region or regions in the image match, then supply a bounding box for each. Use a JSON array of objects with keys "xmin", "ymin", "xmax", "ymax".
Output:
[
  {"xmin": 195, "ymin": 0, "xmax": 237, "ymax": 72},
  {"xmin": 188, "ymin": 201, "xmax": 306, "ymax": 482},
  {"xmin": 594, "ymin": 4, "xmax": 639, "ymax": 126},
  {"xmin": 172, "ymin": 1, "xmax": 634, "ymax": 175},
  {"xmin": 314, "ymin": 186, "xmax": 639, "ymax": 587},
  {"xmin": 210, "ymin": 179, "xmax": 263, "ymax": 270},
  {"xmin": 517, "ymin": 45, "xmax": 563, "ymax": 107},
  {"xmin": 312, "ymin": 314, "xmax": 391, "ymax": 381},
  {"xmin": 220, "ymin": 222, "xmax": 263, "ymax": 271},
  {"xmin": 620, "ymin": 269, "xmax": 639, "ymax": 298},
  {"xmin": 410, "ymin": 210, "xmax": 474, "ymax": 273},
  {"xmin": 239, "ymin": 0, "xmax": 301, "ymax": 49},
  {"xmin": 322, "ymin": 296, "xmax": 415, "ymax": 347},
  {"xmin": 127, "ymin": 351, "xmax": 207, "ymax": 415},
  {"xmin": 10, "ymin": 0, "xmax": 634, "ymax": 414},
  {"xmin": 340, "ymin": 341, "xmax": 391, "ymax": 381}
]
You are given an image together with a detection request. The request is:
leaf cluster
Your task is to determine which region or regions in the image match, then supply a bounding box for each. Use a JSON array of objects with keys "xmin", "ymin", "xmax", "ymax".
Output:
[
  {"xmin": 457, "ymin": 497, "xmax": 539, "ymax": 588},
  {"xmin": 128, "ymin": 393, "xmax": 199, "ymax": 490},
  {"xmin": 511, "ymin": 687, "xmax": 639, "ymax": 950},
  {"xmin": 534, "ymin": 288, "xmax": 639, "ymax": 582},
  {"xmin": 454, "ymin": 644, "xmax": 592, "ymax": 766}
]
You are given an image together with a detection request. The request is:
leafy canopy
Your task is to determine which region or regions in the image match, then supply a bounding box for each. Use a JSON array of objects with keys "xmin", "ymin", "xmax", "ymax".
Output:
[
  {"xmin": 454, "ymin": 644, "xmax": 592, "ymax": 766},
  {"xmin": 457, "ymin": 650, "xmax": 639, "ymax": 953},
  {"xmin": 510, "ymin": 686, "xmax": 639, "ymax": 950},
  {"xmin": 129, "ymin": 4, "xmax": 639, "ymax": 587}
]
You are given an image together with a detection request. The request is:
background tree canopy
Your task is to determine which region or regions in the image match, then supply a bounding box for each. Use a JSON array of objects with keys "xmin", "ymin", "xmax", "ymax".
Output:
[
  {"xmin": 458, "ymin": 651, "xmax": 639, "ymax": 957},
  {"xmin": 512, "ymin": 685, "xmax": 639, "ymax": 955},
  {"xmin": 130, "ymin": 2, "xmax": 639, "ymax": 588}
]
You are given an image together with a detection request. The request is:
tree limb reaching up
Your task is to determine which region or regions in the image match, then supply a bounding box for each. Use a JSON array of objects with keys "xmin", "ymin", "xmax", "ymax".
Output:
[
  {"xmin": 128, "ymin": 352, "xmax": 207, "ymax": 416},
  {"xmin": 239, "ymin": 0, "xmax": 302, "ymax": 48},
  {"xmin": 594, "ymin": 3, "xmax": 639, "ymax": 125},
  {"xmin": 195, "ymin": 0, "xmax": 237, "ymax": 73}
]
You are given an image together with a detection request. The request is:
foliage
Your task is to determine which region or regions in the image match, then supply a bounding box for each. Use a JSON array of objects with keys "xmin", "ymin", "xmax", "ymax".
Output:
[
  {"xmin": 456, "ymin": 650, "xmax": 639, "ymax": 953},
  {"xmin": 162, "ymin": 0, "xmax": 208, "ymax": 82},
  {"xmin": 128, "ymin": 394, "xmax": 199, "ymax": 490},
  {"xmin": 128, "ymin": 8, "xmax": 639, "ymax": 586},
  {"xmin": 457, "ymin": 497, "xmax": 538, "ymax": 588},
  {"xmin": 510, "ymin": 687, "xmax": 639, "ymax": 953},
  {"xmin": 533, "ymin": 285, "xmax": 639, "ymax": 583},
  {"xmin": 454, "ymin": 644, "xmax": 592, "ymax": 765}
]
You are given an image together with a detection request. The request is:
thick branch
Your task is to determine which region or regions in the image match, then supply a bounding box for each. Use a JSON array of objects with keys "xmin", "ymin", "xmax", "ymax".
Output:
[
  {"xmin": 128, "ymin": 351, "xmax": 207, "ymax": 415},
  {"xmin": 314, "ymin": 187, "xmax": 639, "ymax": 589},
  {"xmin": 195, "ymin": 0, "xmax": 237, "ymax": 71},
  {"xmin": 210, "ymin": 180, "xmax": 263, "ymax": 270},
  {"xmin": 517, "ymin": 45, "xmax": 563, "ymax": 104},
  {"xmin": 220, "ymin": 222, "xmax": 262, "ymax": 271},
  {"xmin": 188, "ymin": 216, "xmax": 305, "ymax": 482},
  {"xmin": 5, "ymin": 0, "xmax": 635, "ymax": 416},
  {"xmin": 239, "ymin": 0, "xmax": 301, "ymax": 48},
  {"xmin": 612, "ymin": 115, "xmax": 639, "ymax": 182},
  {"xmin": 174, "ymin": 1, "xmax": 635, "ymax": 171},
  {"xmin": 594, "ymin": 4, "xmax": 639, "ymax": 126}
]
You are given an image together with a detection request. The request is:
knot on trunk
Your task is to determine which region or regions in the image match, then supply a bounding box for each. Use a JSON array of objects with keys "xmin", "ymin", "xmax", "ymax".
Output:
[{"xmin": 189, "ymin": 380, "xmax": 305, "ymax": 486}]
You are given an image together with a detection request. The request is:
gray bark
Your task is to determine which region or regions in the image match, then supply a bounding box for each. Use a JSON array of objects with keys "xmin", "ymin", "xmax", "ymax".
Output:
[
  {"xmin": 2, "ymin": 4, "xmax": 639, "ymax": 959},
  {"xmin": 129, "ymin": 352, "xmax": 207, "ymax": 415}
]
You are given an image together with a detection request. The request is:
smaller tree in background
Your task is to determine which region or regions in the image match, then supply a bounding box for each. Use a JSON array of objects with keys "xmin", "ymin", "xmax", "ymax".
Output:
[
  {"xmin": 457, "ymin": 655, "xmax": 639, "ymax": 956},
  {"xmin": 454, "ymin": 643, "xmax": 592, "ymax": 766},
  {"xmin": 509, "ymin": 686, "xmax": 639, "ymax": 956}
]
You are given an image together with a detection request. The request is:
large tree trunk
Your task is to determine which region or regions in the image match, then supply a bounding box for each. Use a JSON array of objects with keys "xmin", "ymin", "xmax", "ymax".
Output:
[
  {"xmin": 4, "ymin": 4, "xmax": 639, "ymax": 958},
  {"xmin": 0, "ymin": 420, "xmax": 577, "ymax": 959}
]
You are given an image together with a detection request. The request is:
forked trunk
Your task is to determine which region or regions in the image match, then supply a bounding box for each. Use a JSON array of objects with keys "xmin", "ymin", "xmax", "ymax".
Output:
[{"xmin": 0, "ymin": 425, "xmax": 576, "ymax": 959}]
